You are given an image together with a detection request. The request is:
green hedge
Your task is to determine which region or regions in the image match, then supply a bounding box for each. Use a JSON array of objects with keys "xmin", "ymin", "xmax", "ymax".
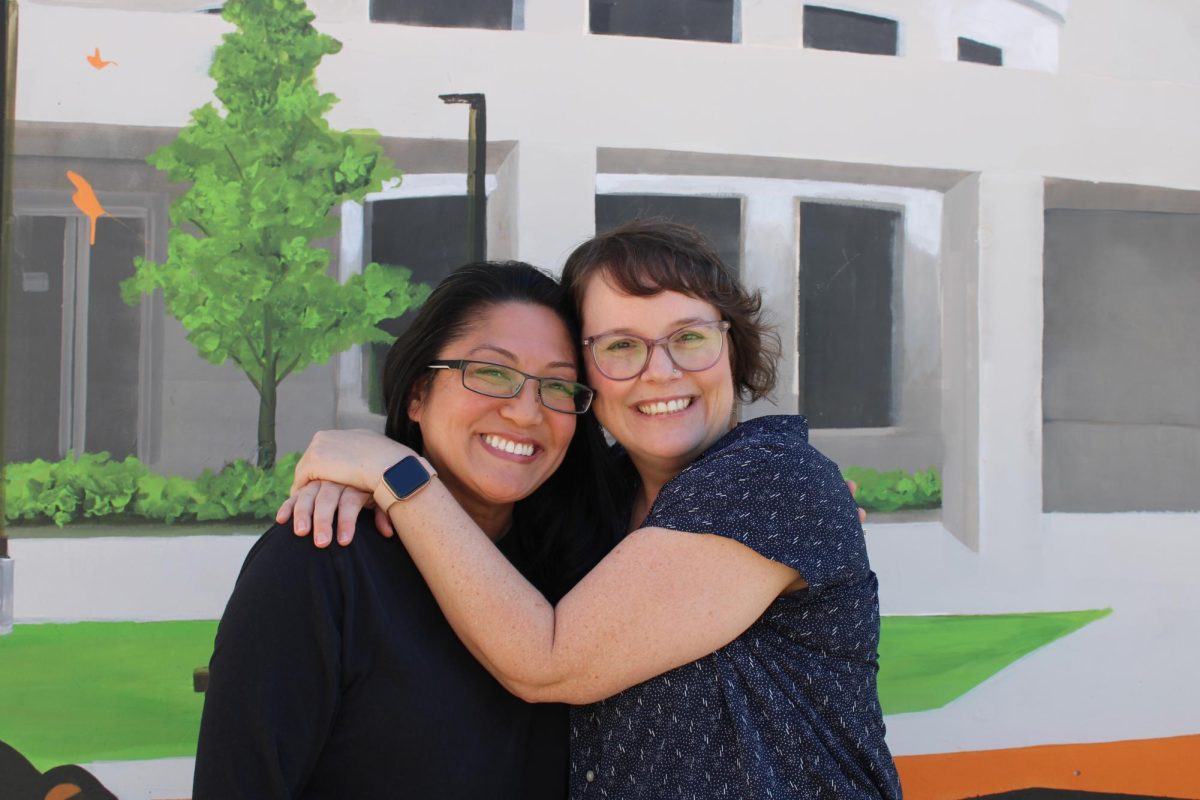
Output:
[
  {"xmin": 842, "ymin": 466, "xmax": 942, "ymax": 512},
  {"xmin": 3, "ymin": 453, "xmax": 941, "ymax": 526},
  {"xmin": 3, "ymin": 452, "xmax": 299, "ymax": 527}
]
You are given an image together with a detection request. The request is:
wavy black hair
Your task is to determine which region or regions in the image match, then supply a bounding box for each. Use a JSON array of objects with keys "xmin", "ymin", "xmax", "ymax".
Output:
[{"xmin": 381, "ymin": 261, "xmax": 624, "ymax": 601}]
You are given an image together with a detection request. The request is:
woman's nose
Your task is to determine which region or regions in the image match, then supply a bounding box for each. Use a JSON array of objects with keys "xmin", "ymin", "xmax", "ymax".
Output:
[
  {"xmin": 500, "ymin": 380, "xmax": 545, "ymax": 424},
  {"xmin": 640, "ymin": 343, "xmax": 679, "ymax": 381}
]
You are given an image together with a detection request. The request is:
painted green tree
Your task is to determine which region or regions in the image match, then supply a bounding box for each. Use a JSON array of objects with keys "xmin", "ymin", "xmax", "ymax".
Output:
[{"xmin": 122, "ymin": 0, "xmax": 428, "ymax": 468}]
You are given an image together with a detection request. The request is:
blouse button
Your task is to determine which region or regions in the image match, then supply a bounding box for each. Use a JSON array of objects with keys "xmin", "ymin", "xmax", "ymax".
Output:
[{"xmin": 586, "ymin": 770, "xmax": 595, "ymax": 782}]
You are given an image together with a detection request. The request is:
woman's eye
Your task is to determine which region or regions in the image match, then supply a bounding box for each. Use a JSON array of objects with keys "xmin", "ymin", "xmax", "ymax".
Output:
[
  {"xmin": 542, "ymin": 380, "xmax": 575, "ymax": 397},
  {"xmin": 603, "ymin": 338, "xmax": 639, "ymax": 353},
  {"xmin": 473, "ymin": 366, "xmax": 513, "ymax": 382},
  {"xmin": 674, "ymin": 330, "xmax": 709, "ymax": 344}
]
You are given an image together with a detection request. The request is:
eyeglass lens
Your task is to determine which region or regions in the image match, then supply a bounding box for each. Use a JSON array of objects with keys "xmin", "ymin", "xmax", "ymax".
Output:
[
  {"xmin": 590, "ymin": 322, "xmax": 727, "ymax": 380},
  {"xmin": 460, "ymin": 361, "xmax": 592, "ymax": 414}
]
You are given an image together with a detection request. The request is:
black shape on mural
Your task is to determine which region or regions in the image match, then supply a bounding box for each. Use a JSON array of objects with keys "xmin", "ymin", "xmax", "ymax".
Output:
[
  {"xmin": 370, "ymin": 0, "xmax": 514, "ymax": 30},
  {"xmin": 590, "ymin": 0, "xmax": 735, "ymax": 44},
  {"xmin": 803, "ymin": 5, "xmax": 898, "ymax": 56},
  {"xmin": 596, "ymin": 194, "xmax": 742, "ymax": 273},
  {"xmin": 0, "ymin": 739, "xmax": 117, "ymax": 800},
  {"xmin": 799, "ymin": 202, "xmax": 897, "ymax": 429},
  {"xmin": 959, "ymin": 37, "xmax": 1003, "ymax": 66},
  {"xmin": 365, "ymin": 194, "xmax": 472, "ymax": 412}
]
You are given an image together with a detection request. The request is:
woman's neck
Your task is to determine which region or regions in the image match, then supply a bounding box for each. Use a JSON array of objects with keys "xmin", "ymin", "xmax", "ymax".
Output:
[
  {"xmin": 627, "ymin": 461, "xmax": 677, "ymax": 532},
  {"xmin": 426, "ymin": 457, "xmax": 513, "ymax": 542},
  {"xmin": 460, "ymin": 498, "xmax": 513, "ymax": 542}
]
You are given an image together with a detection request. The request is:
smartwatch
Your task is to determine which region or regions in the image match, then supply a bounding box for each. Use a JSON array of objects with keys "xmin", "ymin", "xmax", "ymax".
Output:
[{"xmin": 374, "ymin": 455, "xmax": 436, "ymax": 513}]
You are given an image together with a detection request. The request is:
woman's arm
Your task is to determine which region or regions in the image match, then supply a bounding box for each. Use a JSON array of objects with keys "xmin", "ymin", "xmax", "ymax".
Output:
[
  {"xmin": 289, "ymin": 430, "xmax": 803, "ymax": 705},
  {"xmin": 194, "ymin": 527, "xmax": 345, "ymax": 798}
]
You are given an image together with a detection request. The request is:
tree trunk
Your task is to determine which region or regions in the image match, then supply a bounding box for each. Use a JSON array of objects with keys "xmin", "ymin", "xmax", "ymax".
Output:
[
  {"xmin": 256, "ymin": 371, "xmax": 277, "ymax": 469},
  {"xmin": 256, "ymin": 314, "xmax": 277, "ymax": 469}
]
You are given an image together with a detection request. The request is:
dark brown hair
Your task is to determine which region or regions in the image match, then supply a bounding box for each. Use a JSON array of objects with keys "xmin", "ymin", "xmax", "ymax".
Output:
[
  {"xmin": 561, "ymin": 219, "xmax": 780, "ymax": 402},
  {"xmin": 381, "ymin": 261, "xmax": 623, "ymax": 600}
]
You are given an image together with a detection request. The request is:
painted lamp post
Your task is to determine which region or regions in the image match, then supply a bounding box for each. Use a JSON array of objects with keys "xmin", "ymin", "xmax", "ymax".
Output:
[
  {"xmin": 439, "ymin": 93, "xmax": 487, "ymax": 263},
  {"xmin": 0, "ymin": 536, "xmax": 12, "ymax": 635}
]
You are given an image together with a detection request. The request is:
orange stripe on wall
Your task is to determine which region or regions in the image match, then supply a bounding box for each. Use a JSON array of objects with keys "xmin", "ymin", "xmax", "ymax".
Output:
[{"xmin": 894, "ymin": 734, "xmax": 1200, "ymax": 799}]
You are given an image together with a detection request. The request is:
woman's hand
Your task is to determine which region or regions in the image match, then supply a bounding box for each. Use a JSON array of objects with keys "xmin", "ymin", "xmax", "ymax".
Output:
[
  {"xmin": 278, "ymin": 429, "xmax": 412, "ymax": 547},
  {"xmin": 289, "ymin": 429, "xmax": 411, "ymax": 496},
  {"xmin": 279, "ymin": 481, "xmax": 395, "ymax": 548},
  {"xmin": 847, "ymin": 480, "xmax": 868, "ymax": 524}
]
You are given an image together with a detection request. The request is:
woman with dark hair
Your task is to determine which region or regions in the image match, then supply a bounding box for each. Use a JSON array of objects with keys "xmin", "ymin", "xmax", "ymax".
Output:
[
  {"xmin": 286, "ymin": 220, "xmax": 901, "ymax": 798},
  {"xmin": 192, "ymin": 262, "xmax": 621, "ymax": 799}
]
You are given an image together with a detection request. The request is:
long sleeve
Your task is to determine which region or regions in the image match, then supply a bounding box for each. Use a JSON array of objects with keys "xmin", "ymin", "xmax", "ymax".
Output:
[{"xmin": 193, "ymin": 525, "xmax": 346, "ymax": 800}]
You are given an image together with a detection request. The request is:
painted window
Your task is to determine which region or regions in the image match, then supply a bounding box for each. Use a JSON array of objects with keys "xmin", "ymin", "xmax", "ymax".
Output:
[
  {"xmin": 1043, "ymin": 209, "xmax": 1200, "ymax": 512},
  {"xmin": 802, "ymin": 5, "xmax": 898, "ymax": 56},
  {"xmin": 370, "ymin": 0, "xmax": 515, "ymax": 30},
  {"xmin": 590, "ymin": 0, "xmax": 736, "ymax": 44},
  {"xmin": 596, "ymin": 194, "xmax": 742, "ymax": 270},
  {"xmin": 596, "ymin": 173, "xmax": 941, "ymax": 476},
  {"xmin": 798, "ymin": 202, "xmax": 896, "ymax": 429},
  {"xmin": 958, "ymin": 37, "xmax": 1003, "ymax": 66},
  {"xmin": 363, "ymin": 194, "xmax": 471, "ymax": 412},
  {"xmin": 4, "ymin": 214, "xmax": 146, "ymax": 462}
]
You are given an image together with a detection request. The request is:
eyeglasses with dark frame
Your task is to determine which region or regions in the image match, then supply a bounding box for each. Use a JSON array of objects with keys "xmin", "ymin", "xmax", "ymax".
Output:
[
  {"xmin": 582, "ymin": 320, "xmax": 732, "ymax": 381},
  {"xmin": 427, "ymin": 360, "xmax": 594, "ymax": 415}
]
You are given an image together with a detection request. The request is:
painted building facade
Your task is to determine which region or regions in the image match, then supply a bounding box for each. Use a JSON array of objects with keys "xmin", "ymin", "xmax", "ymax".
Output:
[{"xmin": 3, "ymin": 0, "xmax": 1199, "ymax": 796}]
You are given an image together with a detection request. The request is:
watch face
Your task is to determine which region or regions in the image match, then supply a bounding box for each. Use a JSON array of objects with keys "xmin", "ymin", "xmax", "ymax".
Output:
[{"xmin": 383, "ymin": 455, "xmax": 432, "ymax": 500}]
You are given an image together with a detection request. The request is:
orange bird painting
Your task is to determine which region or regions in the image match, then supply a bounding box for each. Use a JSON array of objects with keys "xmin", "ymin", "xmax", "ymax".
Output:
[
  {"xmin": 86, "ymin": 47, "xmax": 117, "ymax": 69},
  {"xmin": 66, "ymin": 171, "xmax": 108, "ymax": 246}
]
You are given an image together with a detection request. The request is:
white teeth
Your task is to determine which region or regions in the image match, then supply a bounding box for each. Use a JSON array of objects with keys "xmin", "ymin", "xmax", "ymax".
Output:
[
  {"xmin": 484, "ymin": 434, "xmax": 535, "ymax": 457},
  {"xmin": 637, "ymin": 398, "xmax": 693, "ymax": 416}
]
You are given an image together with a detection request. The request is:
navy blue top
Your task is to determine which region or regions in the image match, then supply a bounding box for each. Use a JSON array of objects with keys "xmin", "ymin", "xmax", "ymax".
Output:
[
  {"xmin": 195, "ymin": 515, "xmax": 567, "ymax": 800},
  {"xmin": 570, "ymin": 416, "xmax": 901, "ymax": 799}
]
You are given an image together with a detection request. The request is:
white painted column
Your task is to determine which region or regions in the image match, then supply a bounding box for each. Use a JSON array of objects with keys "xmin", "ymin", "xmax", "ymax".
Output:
[
  {"xmin": 742, "ymin": 190, "xmax": 799, "ymax": 418},
  {"xmin": 739, "ymin": 0, "xmax": 803, "ymax": 48},
  {"xmin": 510, "ymin": 141, "xmax": 597, "ymax": 273},
  {"xmin": 940, "ymin": 174, "xmax": 982, "ymax": 550},
  {"xmin": 976, "ymin": 172, "xmax": 1045, "ymax": 558},
  {"xmin": 521, "ymin": 0, "xmax": 588, "ymax": 35}
]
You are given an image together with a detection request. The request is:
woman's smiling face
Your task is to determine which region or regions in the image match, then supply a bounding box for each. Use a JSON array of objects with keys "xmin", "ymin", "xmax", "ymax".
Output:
[
  {"xmin": 579, "ymin": 275, "xmax": 735, "ymax": 480},
  {"xmin": 408, "ymin": 301, "xmax": 579, "ymax": 515}
]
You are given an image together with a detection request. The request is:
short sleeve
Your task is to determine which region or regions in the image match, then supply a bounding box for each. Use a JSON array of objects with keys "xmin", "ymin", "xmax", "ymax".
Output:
[{"xmin": 645, "ymin": 422, "xmax": 869, "ymax": 593}]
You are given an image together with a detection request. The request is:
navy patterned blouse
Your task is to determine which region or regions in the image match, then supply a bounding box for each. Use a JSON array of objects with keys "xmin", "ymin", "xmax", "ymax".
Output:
[{"xmin": 570, "ymin": 416, "xmax": 901, "ymax": 799}]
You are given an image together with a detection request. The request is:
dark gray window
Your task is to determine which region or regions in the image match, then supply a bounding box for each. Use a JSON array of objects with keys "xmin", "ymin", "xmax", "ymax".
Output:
[
  {"xmin": 958, "ymin": 37, "xmax": 1002, "ymax": 66},
  {"xmin": 1043, "ymin": 209, "xmax": 1200, "ymax": 512},
  {"xmin": 84, "ymin": 218, "xmax": 144, "ymax": 459},
  {"xmin": 4, "ymin": 214, "xmax": 144, "ymax": 462},
  {"xmin": 5, "ymin": 216, "xmax": 67, "ymax": 462},
  {"xmin": 364, "ymin": 195, "xmax": 470, "ymax": 412},
  {"xmin": 798, "ymin": 202, "xmax": 897, "ymax": 428},
  {"xmin": 590, "ymin": 0, "xmax": 735, "ymax": 44},
  {"xmin": 595, "ymin": 194, "xmax": 742, "ymax": 272},
  {"xmin": 370, "ymin": 0, "xmax": 514, "ymax": 30},
  {"xmin": 803, "ymin": 6, "xmax": 897, "ymax": 56}
]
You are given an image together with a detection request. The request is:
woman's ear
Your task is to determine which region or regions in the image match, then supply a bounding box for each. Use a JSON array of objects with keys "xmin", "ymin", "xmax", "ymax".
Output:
[{"xmin": 407, "ymin": 375, "xmax": 431, "ymax": 423}]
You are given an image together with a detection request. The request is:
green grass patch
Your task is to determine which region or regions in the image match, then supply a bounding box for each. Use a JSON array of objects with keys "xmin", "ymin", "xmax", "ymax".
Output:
[
  {"xmin": 0, "ymin": 611, "xmax": 1110, "ymax": 768},
  {"xmin": 0, "ymin": 621, "xmax": 217, "ymax": 769},
  {"xmin": 877, "ymin": 608, "xmax": 1112, "ymax": 714}
]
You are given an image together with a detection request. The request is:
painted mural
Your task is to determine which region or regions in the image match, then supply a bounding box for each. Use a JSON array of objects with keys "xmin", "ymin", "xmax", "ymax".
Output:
[{"xmin": 2, "ymin": 0, "xmax": 1198, "ymax": 798}]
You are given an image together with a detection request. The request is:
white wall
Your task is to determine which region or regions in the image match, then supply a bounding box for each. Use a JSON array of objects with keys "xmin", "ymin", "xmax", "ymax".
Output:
[{"xmin": 11, "ymin": 0, "xmax": 1200, "ymax": 759}]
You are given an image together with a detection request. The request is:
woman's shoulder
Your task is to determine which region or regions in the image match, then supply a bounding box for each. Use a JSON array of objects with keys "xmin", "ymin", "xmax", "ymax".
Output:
[
  {"xmin": 667, "ymin": 416, "xmax": 850, "ymax": 515},
  {"xmin": 238, "ymin": 513, "xmax": 397, "ymax": 587},
  {"xmin": 691, "ymin": 415, "xmax": 820, "ymax": 472}
]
